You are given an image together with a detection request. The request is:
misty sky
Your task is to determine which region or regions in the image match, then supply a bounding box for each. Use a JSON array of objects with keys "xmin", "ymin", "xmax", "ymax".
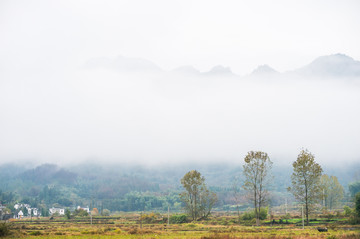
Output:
[
  {"xmin": 1, "ymin": 0, "xmax": 360, "ymax": 74},
  {"xmin": 1, "ymin": 0, "xmax": 360, "ymax": 165}
]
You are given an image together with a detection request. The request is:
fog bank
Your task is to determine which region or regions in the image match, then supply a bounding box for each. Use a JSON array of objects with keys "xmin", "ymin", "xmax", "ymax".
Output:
[{"xmin": 1, "ymin": 67, "xmax": 359, "ymax": 166}]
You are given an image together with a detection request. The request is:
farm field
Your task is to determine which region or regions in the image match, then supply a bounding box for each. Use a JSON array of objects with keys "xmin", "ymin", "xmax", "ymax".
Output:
[{"xmin": 3, "ymin": 214, "xmax": 360, "ymax": 239}]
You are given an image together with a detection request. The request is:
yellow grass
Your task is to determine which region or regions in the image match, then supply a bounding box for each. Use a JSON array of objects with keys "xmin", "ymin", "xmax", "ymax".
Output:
[{"xmin": 5, "ymin": 217, "xmax": 360, "ymax": 239}]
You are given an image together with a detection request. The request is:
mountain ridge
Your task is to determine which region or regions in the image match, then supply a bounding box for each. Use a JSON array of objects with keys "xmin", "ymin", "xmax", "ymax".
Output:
[{"xmin": 85, "ymin": 53, "xmax": 360, "ymax": 78}]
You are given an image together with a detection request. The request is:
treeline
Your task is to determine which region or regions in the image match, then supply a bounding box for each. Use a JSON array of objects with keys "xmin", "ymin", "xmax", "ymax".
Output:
[
  {"xmin": 176, "ymin": 150, "xmax": 360, "ymax": 224},
  {"xmin": 101, "ymin": 192, "xmax": 181, "ymax": 212},
  {"xmin": 0, "ymin": 158, "xmax": 359, "ymax": 216}
]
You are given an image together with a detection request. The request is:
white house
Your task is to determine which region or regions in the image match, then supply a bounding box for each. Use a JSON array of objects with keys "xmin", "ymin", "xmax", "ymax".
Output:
[
  {"xmin": 14, "ymin": 203, "xmax": 30, "ymax": 210},
  {"xmin": 0, "ymin": 204, "xmax": 6, "ymax": 218},
  {"xmin": 77, "ymin": 206, "xmax": 90, "ymax": 213},
  {"xmin": 32, "ymin": 208, "xmax": 39, "ymax": 216},
  {"xmin": 27, "ymin": 207, "xmax": 39, "ymax": 216},
  {"xmin": 15, "ymin": 210, "xmax": 24, "ymax": 219},
  {"xmin": 49, "ymin": 207, "xmax": 65, "ymax": 215},
  {"xmin": 14, "ymin": 204, "xmax": 39, "ymax": 217}
]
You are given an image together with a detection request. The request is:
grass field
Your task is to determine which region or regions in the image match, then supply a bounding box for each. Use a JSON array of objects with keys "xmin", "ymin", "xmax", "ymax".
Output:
[{"xmin": 3, "ymin": 214, "xmax": 360, "ymax": 239}]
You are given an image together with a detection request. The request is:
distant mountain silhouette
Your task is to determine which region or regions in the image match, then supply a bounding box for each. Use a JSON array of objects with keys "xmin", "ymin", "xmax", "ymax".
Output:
[
  {"xmin": 172, "ymin": 65, "xmax": 201, "ymax": 76},
  {"xmin": 204, "ymin": 65, "xmax": 236, "ymax": 77},
  {"xmin": 251, "ymin": 64, "xmax": 279, "ymax": 76},
  {"xmin": 294, "ymin": 53, "xmax": 360, "ymax": 77},
  {"xmin": 19, "ymin": 164, "xmax": 77, "ymax": 185},
  {"xmin": 85, "ymin": 53, "xmax": 360, "ymax": 78}
]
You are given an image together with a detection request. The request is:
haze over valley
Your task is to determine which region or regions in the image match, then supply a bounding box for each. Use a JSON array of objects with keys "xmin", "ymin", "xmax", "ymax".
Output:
[
  {"xmin": 1, "ymin": 53, "xmax": 360, "ymax": 166},
  {"xmin": 1, "ymin": 2, "xmax": 360, "ymax": 231}
]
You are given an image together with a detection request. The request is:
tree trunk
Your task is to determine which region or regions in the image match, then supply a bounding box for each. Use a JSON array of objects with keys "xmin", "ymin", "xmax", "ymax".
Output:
[
  {"xmin": 254, "ymin": 191, "xmax": 259, "ymax": 226},
  {"xmin": 306, "ymin": 205, "xmax": 309, "ymax": 225},
  {"xmin": 305, "ymin": 181, "xmax": 309, "ymax": 226},
  {"xmin": 194, "ymin": 194, "xmax": 197, "ymax": 221},
  {"xmin": 236, "ymin": 205, "xmax": 240, "ymax": 224}
]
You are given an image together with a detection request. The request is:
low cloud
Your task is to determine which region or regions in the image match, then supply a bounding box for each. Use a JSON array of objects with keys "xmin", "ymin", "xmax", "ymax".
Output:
[{"xmin": 1, "ymin": 62, "xmax": 359, "ymax": 166}]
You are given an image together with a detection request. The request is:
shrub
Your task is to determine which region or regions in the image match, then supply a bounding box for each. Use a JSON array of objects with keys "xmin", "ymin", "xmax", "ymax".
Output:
[
  {"xmin": 65, "ymin": 209, "xmax": 71, "ymax": 219},
  {"xmin": 127, "ymin": 227, "xmax": 138, "ymax": 234},
  {"xmin": 242, "ymin": 211, "xmax": 254, "ymax": 220},
  {"xmin": 73, "ymin": 208, "xmax": 89, "ymax": 217},
  {"xmin": 282, "ymin": 213, "xmax": 291, "ymax": 220},
  {"xmin": 0, "ymin": 222, "xmax": 10, "ymax": 237},
  {"xmin": 29, "ymin": 231, "xmax": 42, "ymax": 236},
  {"xmin": 201, "ymin": 234, "xmax": 237, "ymax": 239},
  {"xmin": 242, "ymin": 208, "xmax": 268, "ymax": 220},
  {"xmin": 259, "ymin": 207, "xmax": 268, "ymax": 220},
  {"xmin": 140, "ymin": 212, "xmax": 158, "ymax": 223},
  {"xmin": 81, "ymin": 230, "xmax": 96, "ymax": 235},
  {"xmin": 187, "ymin": 223, "xmax": 197, "ymax": 228},
  {"xmin": 91, "ymin": 208, "xmax": 99, "ymax": 216},
  {"xmin": 219, "ymin": 218, "xmax": 230, "ymax": 226},
  {"xmin": 52, "ymin": 212, "xmax": 60, "ymax": 217},
  {"xmin": 169, "ymin": 214, "xmax": 188, "ymax": 224},
  {"xmin": 101, "ymin": 209, "xmax": 110, "ymax": 216},
  {"xmin": 356, "ymin": 192, "xmax": 360, "ymax": 218}
]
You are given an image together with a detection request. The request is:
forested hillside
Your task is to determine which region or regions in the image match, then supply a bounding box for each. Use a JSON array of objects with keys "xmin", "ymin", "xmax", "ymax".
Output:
[{"xmin": 0, "ymin": 161, "xmax": 359, "ymax": 214}]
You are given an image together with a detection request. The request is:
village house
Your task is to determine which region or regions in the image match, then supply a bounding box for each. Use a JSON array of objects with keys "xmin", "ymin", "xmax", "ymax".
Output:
[
  {"xmin": 49, "ymin": 207, "xmax": 65, "ymax": 215},
  {"xmin": 27, "ymin": 207, "xmax": 39, "ymax": 216},
  {"xmin": 14, "ymin": 203, "xmax": 40, "ymax": 217},
  {"xmin": 77, "ymin": 206, "xmax": 90, "ymax": 213},
  {"xmin": 14, "ymin": 203, "xmax": 30, "ymax": 210},
  {"xmin": 15, "ymin": 210, "xmax": 24, "ymax": 219},
  {"xmin": 0, "ymin": 204, "xmax": 6, "ymax": 220}
]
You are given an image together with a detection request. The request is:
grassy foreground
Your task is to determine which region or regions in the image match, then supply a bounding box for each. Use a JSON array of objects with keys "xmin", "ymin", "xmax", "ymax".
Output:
[{"xmin": 4, "ymin": 216, "xmax": 360, "ymax": 239}]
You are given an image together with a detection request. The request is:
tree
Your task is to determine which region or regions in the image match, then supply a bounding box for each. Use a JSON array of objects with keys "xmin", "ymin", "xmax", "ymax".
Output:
[
  {"xmin": 40, "ymin": 206, "xmax": 49, "ymax": 217},
  {"xmin": 20, "ymin": 207, "xmax": 28, "ymax": 217},
  {"xmin": 0, "ymin": 190, "xmax": 15, "ymax": 205},
  {"xmin": 198, "ymin": 187, "xmax": 217, "ymax": 219},
  {"xmin": 180, "ymin": 170, "xmax": 217, "ymax": 221},
  {"xmin": 91, "ymin": 208, "xmax": 99, "ymax": 215},
  {"xmin": 356, "ymin": 192, "xmax": 360, "ymax": 218},
  {"xmin": 320, "ymin": 175, "xmax": 344, "ymax": 210},
  {"xmin": 232, "ymin": 176, "xmax": 242, "ymax": 223},
  {"xmin": 73, "ymin": 208, "xmax": 89, "ymax": 217},
  {"xmin": 65, "ymin": 209, "xmax": 71, "ymax": 219},
  {"xmin": 349, "ymin": 181, "xmax": 360, "ymax": 197},
  {"xmin": 101, "ymin": 209, "xmax": 110, "ymax": 216},
  {"xmin": 290, "ymin": 149, "xmax": 323, "ymax": 225},
  {"xmin": 0, "ymin": 222, "xmax": 10, "ymax": 237},
  {"xmin": 242, "ymin": 151, "xmax": 273, "ymax": 226}
]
